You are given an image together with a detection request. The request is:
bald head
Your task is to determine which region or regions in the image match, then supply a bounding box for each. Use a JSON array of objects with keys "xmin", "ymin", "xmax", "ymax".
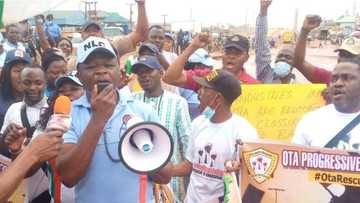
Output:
[
  {"xmin": 148, "ymin": 26, "xmax": 165, "ymax": 50},
  {"xmin": 275, "ymin": 46, "xmax": 295, "ymax": 65},
  {"xmin": 21, "ymin": 67, "xmax": 46, "ymax": 106}
]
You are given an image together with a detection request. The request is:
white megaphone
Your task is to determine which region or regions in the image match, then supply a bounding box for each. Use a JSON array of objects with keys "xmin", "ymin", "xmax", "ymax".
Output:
[{"xmin": 119, "ymin": 116, "xmax": 174, "ymax": 174}]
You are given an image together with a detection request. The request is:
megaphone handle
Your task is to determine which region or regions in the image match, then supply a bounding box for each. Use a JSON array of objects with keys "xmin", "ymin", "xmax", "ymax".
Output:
[{"xmin": 139, "ymin": 175, "xmax": 147, "ymax": 203}]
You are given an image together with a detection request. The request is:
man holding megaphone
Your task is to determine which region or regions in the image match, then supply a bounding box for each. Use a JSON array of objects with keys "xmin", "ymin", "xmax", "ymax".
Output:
[{"xmin": 56, "ymin": 36, "xmax": 172, "ymax": 203}]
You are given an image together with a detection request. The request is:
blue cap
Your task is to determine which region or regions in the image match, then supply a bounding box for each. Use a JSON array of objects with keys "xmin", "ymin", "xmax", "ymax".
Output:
[
  {"xmin": 132, "ymin": 55, "xmax": 162, "ymax": 74},
  {"xmin": 55, "ymin": 71, "xmax": 83, "ymax": 89},
  {"xmin": 138, "ymin": 42, "xmax": 160, "ymax": 55},
  {"xmin": 188, "ymin": 48, "xmax": 216, "ymax": 67},
  {"xmin": 5, "ymin": 49, "xmax": 31, "ymax": 66}
]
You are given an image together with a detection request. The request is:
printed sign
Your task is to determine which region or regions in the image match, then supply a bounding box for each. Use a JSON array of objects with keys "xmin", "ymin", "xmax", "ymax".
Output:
[
  {"xmin": 240, "ymin": 141, "xmax": 360, "ymax": 203},
  {"xmin": 231, "ymin": 84, "xmax": 326, "ymax": 141}
]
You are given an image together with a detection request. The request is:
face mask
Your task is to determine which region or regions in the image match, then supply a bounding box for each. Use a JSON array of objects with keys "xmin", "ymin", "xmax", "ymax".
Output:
[
  {"xmin": 202, "ymin": 106, "xmax": 216, "ymax": 119},
  {"xmin": 201, "ymin": 94, "xmax": 218, "ymax": 119},
  {"xmin": 273, "ymin": 61, "xmax": 292, "ymax": 78}
]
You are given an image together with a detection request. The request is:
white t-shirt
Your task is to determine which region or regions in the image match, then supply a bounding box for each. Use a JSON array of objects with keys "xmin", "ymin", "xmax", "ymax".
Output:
[
  {"xmin": 0, "ymin": 52, "xmax": 6, "ymax": 68},
  {"xmin": 292, "ymin": 104, "xmax": 360, "ymax": 150},
  {"xmin": 0, "ymin": 98, "xmax": 49, "ymax": 202},
  {"xmin": 292, "ymin": 104, "xmax": 360, "ymax": 200},
  {"xmin": 3, "ymin": 41, "xmax": 26, "ymax": 53},
  {"xmin": 185, "ymin": 114, "xmax": 258, "ymax": 203},
  {"xmin": 0, "ymin": 97, "xmax": 47, "ymax": 133},
  {"xmin": 162, "ymin": 51, "xmax": 177, "ymax": 64}
]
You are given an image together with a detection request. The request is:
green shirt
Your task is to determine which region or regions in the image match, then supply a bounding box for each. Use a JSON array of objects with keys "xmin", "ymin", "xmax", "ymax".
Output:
[{"xmin": 133, "ymin": 90, "xmax": 191, "ymax": 164}]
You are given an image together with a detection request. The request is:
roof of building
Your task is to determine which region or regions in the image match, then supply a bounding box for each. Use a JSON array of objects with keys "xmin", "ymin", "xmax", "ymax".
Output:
[
  {"xmin": 36, "ymin": 10, "xmax": 128, "ymax": 26},
  {"xmin": 336, "ymin": 15, "xmax": 356, "ymax": 24}
]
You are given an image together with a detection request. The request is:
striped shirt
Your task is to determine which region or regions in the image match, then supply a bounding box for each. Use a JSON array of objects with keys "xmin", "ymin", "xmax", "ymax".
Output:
[
  {"xmin": 133, "ymin": 90, "xmax": 191, "ymax": 202},
  {"xmin": 133, "ymin": 90, "xmax": 191, "ymax": 164},
  {"xmin": 255, "ymin": 15, "xmax": 274, "ymax": 83}
]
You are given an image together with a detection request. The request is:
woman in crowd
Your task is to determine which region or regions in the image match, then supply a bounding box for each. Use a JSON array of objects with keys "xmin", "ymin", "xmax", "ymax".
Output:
[
  {"xmin": 56, "ymin": 37, "xmax": 73, "ymax": 61},
  {"xmin": 42, "ymin": 49, "xmax": 68, "ymax": 97},
  {"xmin": 0, "ymin": 49, "xmax": 31, "ymax": 129}
]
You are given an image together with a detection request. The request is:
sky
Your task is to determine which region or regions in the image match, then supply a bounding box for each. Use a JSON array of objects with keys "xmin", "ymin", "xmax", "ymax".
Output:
[{"xmin": 55, "ymin": 0, "xmax": 359, "ymax": 30}]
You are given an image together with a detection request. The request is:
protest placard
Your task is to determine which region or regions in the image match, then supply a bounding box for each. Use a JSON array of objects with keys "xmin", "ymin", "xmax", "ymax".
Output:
[
  {"xmin": 240, "ymin": 141, "xmax": 360, "ymax": 203},
  {"xmin": 232, "ymin": 84, "xmax": 326, "ymax": 141}
]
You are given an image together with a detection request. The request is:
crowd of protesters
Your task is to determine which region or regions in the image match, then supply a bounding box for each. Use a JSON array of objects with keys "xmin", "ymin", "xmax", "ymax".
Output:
[{"xmin": 1, "ymin": 0, "xmax": 360, "ymax": 202}]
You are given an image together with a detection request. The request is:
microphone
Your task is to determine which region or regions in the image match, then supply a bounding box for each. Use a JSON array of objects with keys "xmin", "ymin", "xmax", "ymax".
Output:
[
  {"xmin": 46, "ymin": 95, "xmax": 72, "ymax": 132},
  {"xmin": 46, "ymin": 95, "xmax": 72, "ymax": 203}
]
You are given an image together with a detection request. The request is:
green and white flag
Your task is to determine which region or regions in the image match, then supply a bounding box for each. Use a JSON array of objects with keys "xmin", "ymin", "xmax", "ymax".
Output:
[{"xmin": 0, "ymin": 0, "xmax": 75, "ymax": 27}]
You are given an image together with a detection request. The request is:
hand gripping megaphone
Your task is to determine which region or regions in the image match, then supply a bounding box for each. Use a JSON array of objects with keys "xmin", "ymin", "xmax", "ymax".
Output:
[{"xmin": 118, "ymin": 115, "xmax": 174, "ymax": 174}]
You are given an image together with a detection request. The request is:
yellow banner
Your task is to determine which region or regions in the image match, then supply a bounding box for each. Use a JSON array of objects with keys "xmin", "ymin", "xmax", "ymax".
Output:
[
  {"xmin": 231, "ymin": 84, "xmax": 326, "ymax": 141},
  {"xmin": 308, "ymin": 170, "xmax": 360, "ymax": 188}
]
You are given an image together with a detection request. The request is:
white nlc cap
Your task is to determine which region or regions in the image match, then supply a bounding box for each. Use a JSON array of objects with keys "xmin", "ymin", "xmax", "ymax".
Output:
[{"xmin": 76, "ymin": 36, "xmax": 117, "ymax": 66}]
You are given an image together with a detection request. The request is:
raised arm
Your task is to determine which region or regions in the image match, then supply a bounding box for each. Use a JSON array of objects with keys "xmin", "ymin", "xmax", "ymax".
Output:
[
  {"xmin": 35, "ymin": 17, "xmax": 51, "ymax": 51},
  {"xmin": 127, "ymin": 0, "xmax": 149, "ymax": 46},
  {"xmin": 255, "ymin": 0, "xmax": 273, "ymax": 83},
  {"xmin": 0, "ymin": 131, "xmax": 63, "ymax": 202},
  {"xmin": 162, "ymin": 33, "xmax": 209, "ymax": 86},
  {"xmin": 294, "ymin": 15, "xmax": 323, "ymax": 82}
]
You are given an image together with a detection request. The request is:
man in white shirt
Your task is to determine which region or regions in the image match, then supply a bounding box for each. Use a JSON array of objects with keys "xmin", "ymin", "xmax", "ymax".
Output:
[
  {"xmin": 3, "ymin": 24, "xmax": 26, "ymax": 53},
  {"xmin": 148, "ymin": 25, "xmax": 178, "ymax": 65},
  {"xmin": 292, "ymin": 58, "xmax": 360, "ymax": 202},
  {"xmin": 171, "ymin": 69, "xmax": 258, "ymax": 203},
  {"xmin": 1, "ymin": 67, "xmax": 50, "ymax": 203}
]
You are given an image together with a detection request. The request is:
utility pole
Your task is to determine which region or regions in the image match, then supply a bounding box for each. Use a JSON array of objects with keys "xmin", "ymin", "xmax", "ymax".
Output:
[
  {"xmin": 82, "ymin": 1, "xmax": 98, "ymax": 22},
  {"xmin": 82, "ymin": 1, "xmax": 89, "ymax": 21},
  {"xmin": 127, "ymin": 3, "xmax": 134, "ymax": 31},
  {"xmin": 354, "ymin": 1, "xmax": 357, "ymax": 16},
  {"xmin": 162, "ymin": 14, "xmax": 168, "ymax": 26},
  {"xmin": 294, "ymin": 8, "xmax": 299, "ymax": 33},
  {"xmin": 94, "ymin": 1, "xmax": 98, "ymax": 21}
]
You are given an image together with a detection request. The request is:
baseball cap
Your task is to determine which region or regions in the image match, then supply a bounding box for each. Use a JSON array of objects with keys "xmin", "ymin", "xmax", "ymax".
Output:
[
  {"xmin": 55, "ymin": 71, "xmax": 83, "ymax": 89},
  {"xmin": 193, "ymin": 69, "xmax": 241, "ymax": 103},
  {"xmin": 224, "ymin": 35, "xmax": 250, "ymax": 53},
  {"xmin": 335, "ymin": 36, "xmax": 360, "ymax": 55},
  {"xmin": 132, "ymin": 55, "xmax": 162, "ymax": 74},
  {"xmin": 82, "ymin": 21, "xmax": 102, "ymax": 32},
  {"xmin": 164, "ymin": 32, "xmax": 174, "ymax": 40},
  {"xmin": 139, "ymin": 42, "xmax": 160, "ymax": 55},
  {"xmin": 188, "ymin": 48, "xmax": 216, "ymax": 67},
  {"xmin": 5, "ymin": 49, "xmax": 31, "ymax": 66},
  {"xmin": 76, "ymin": 36, "xmax": 117, "ymax": 66}
]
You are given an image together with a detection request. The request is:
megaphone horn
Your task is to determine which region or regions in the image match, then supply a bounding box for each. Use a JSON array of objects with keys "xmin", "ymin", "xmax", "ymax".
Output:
[
  {"xmin": 118, "ymin": 116, "xmax": 174, "ymax": 174},
  {"xmin": 129, "ymin": 129, "xmax": 154, "ymax": 153}
]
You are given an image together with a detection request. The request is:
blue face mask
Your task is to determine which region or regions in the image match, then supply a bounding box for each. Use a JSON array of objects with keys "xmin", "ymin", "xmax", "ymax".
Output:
[
  {"xmin": 202, "ymin": 106, "xmax": 216, "ymax": 119},
  {"xmin": 273, "ymin": 61, "xmax": 292, "ymax": 78},
  {"xmin": 201, "ymin": 94, "xmax": 218, "ymax": 119}
]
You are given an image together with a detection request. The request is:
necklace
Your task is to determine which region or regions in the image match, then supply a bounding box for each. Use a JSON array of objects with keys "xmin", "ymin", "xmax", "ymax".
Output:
[{"xmin": 143, "ymin": 91, "xmax": 164, "ymax": 116}]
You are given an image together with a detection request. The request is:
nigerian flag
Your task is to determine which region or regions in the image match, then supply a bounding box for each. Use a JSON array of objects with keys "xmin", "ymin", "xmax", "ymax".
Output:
[{"xmin": 0, "ymin": 0, "xmax": 74, "ymax": 27}]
